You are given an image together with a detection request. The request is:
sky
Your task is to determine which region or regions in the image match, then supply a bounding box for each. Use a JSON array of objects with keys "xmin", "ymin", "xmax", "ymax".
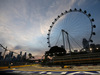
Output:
[{"xmin": 0, "ymin": 0, "xmax": 100, "ymax": 59}]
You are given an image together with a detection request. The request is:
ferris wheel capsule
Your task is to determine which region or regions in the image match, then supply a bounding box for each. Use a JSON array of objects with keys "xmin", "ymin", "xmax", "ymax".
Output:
[
  {"xmin": 92, "ymin": 32, "xmax": 96, "ymax": 35},
  {"xmin": 93, "ymin": 25, "xmax": 96, "ymax": 28},
  {"xmin": 61, "ymin": 13, "xmax": 64, "ymax": 16},
  {"xmin": 88, "ymin": 13, "xmax": 91, "ymax": 17},
  {"xmin": 48, "ymin": 29, "xmax": 51, "ymax": 32},
  {"xmin": 48, "ymin": 46, "xmax": 51, "ymax": 47},
  {"xmin": 47, "ymin": 34, "xmax": 49, "ymax": 35},
  {"xmin": 91, "ymin": 18, "xmax": 94, "ymax": 22},
  {"xmin": 50, "ymin": 26, "xmax": 52, "ymax": 28},
  {"xmin": 52, "ymin": 22, "xmax": 54, "ymax": 24},
  {"xmin": 69, "ymin": 9, "xmax": 72, "ymax": 11},
  {"xmin": 58, "ymin": 15, "xmax": 60, "ymax": 18},
  {"xmin": 84, "ymin": 10, "xmax": 87, "ymax": 13},
  {"xmin": 55, "ymin": 18, "xmax": 57, "ymax": 21},
  {"xmin": 65, "ymin": 10, "xmax": 67, "ymax": 13},
  {"xmin": 79, "ymin": 8, "xmax": 82, "ymax": 12},
  {"xmin": 74, "ymin": 8, "xmax": 77, "ymax": 11}
]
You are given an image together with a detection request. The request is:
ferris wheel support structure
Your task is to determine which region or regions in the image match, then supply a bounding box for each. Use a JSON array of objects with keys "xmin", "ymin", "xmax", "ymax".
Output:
[{"xmin": 62, "ymin": 29, "xmax": 71, "ymax": 53}]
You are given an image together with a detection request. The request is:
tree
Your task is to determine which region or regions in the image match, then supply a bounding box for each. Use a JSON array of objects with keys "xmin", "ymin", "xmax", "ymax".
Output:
[
  {"xmin": 28, "ymin": 53, "xmax": 32, "ymax": 58},
  {"xmin": 45, "ymin": 46, "xmax": 66, "ymax": 57},
  {"xmin": 28, "ymin": 53, "xmax": 34, "ymax": 59}
]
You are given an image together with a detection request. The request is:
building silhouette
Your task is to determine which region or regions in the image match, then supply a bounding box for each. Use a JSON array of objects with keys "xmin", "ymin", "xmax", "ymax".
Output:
[
  {"xmin": 22, "ymin": 52, "xmax": 27, "ymax": 61},
  {"xmin": 82, "ymin": 38, "xmax": 89, "ymax": 52},
  {"xmin": 17, "ymin": 51, "xmax": 22, "ymax": 61},
  {"xmin": 96, "ymin": 44, "xmax": 100, "ymax": 50}
]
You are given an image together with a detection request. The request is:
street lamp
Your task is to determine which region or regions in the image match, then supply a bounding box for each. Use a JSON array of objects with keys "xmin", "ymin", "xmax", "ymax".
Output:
[
  {"xmin": 96, "ymin": 48, "xmax": 99, "ymax": 50},
  {"xmin": 90, "ymin": 48, "xmax": 92, "ymax": 52}
]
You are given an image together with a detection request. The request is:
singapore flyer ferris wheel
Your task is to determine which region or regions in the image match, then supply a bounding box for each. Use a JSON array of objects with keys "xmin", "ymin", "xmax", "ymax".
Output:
[{"xmin": 47, "ymin": 8, "xmax": 96, "ymax": 53}]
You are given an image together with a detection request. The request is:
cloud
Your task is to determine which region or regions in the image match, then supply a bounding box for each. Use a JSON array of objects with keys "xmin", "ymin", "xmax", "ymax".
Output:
[
  {"xmin": 0, "ymin": 0, "xmax": 41, "ymax": 43},
  {"xmin": 14, "ymin": 45, "xmax": 22, "ymax": 50},
  {"xmin": 0, "ymin": 0, "xmax": 86, "ymax": 49},
  {"xmin": 77, "ymin": 0, "xmax": 86, "ymax": 6},
  {"xmin": 40, "ymin": 0, "xmax": 77, "ymax": 35}
]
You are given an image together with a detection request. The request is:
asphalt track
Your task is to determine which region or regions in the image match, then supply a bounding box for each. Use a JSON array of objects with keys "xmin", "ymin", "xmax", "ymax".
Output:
[{"xmin": 0, "ymin": 64, "xmax": 100, "ymax": 75}]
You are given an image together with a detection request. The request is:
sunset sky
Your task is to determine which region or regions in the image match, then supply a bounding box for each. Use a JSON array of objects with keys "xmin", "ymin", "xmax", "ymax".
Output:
[{"xmin": 0, "ymin": 0, "xmax": 100, "ymax": 59}]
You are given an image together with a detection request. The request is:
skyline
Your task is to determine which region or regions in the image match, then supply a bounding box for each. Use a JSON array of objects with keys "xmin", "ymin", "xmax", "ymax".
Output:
[{"xmin": 0, "ymin": 0, "xmax": 100, "ymax": 59}]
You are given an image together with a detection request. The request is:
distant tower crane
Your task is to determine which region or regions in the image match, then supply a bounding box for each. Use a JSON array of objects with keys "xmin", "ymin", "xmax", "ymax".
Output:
[
  {"xmin": 0, "ymin": 44, "xmax": 8, "ymax": 58},
  {"xmin": 0, "ymin": 44, "xmax": 21, "ymax": 58}
]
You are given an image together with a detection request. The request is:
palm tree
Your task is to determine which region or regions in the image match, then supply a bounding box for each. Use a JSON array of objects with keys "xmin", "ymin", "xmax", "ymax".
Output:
[{"xmin": 28, "ymin": 53, "xmax": 34, "ymax": 59}]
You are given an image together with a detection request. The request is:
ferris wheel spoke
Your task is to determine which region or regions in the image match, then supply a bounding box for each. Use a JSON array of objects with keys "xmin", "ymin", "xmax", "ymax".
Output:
[
  {"xmin": 69, "ymin": 34, "xmax": 83, "ymax": 49},
  {"xmin": 55, "ymin": 31, "xmax": 62, "ymax": 46}
]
